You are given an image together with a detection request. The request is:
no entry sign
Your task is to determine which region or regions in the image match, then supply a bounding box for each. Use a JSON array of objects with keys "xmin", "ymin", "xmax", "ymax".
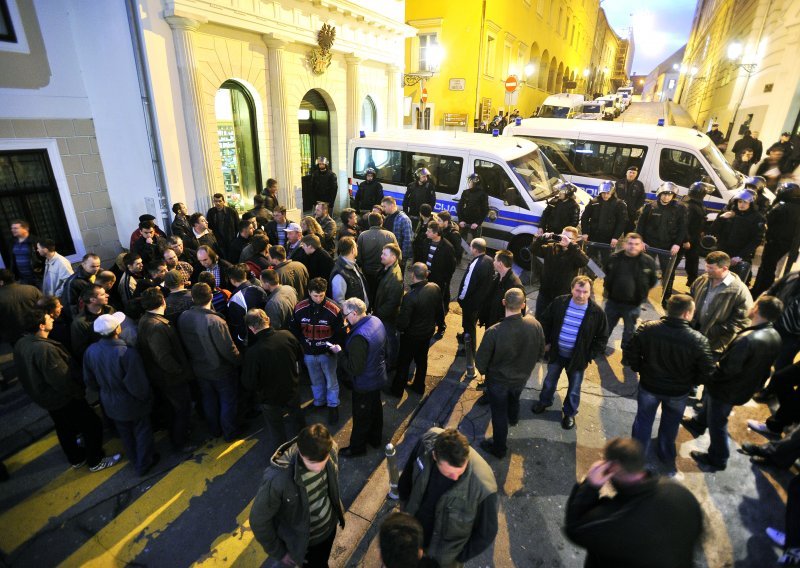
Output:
[{"xmin": 505, "ymin": 76, "xmax": 518, "ymax": 93}]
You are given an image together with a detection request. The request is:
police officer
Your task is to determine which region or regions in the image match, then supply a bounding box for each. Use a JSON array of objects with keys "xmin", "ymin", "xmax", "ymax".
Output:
[
  {"xmin": 724, "ymin": 176, "xmax": 770, "ymax": 214},
  {"xmin": 456, "ymin": 173, "xmax": 489, "ymax": 241},
  {"xmin": 752, "ymin": 183, "xmax": 800, "ymax": 297},
  {"xmin": 538, "ymin": 181, "xmax": 580, "ymax": 236},
  {"xmin": 580, "ymin": 180, "xmax": 628, "ymax": 266},
  {"xmin": 310, "ymin": 156, "xmax": 338, "ymax": 213},
  {"xmin": 636, "ymin": 182, "xmax": 688, "ymax": 303},
  {"xmin": 355, "ymin": 167, "xmax": 384, "ymax": 213},
  {"xmin": 682, "ymin": 181, "xmax": 712, "ymax": 287},
  {"xmin": 404, "ymin": 168, "xmax": 437, "ymax": 223},
  {"xmin": 708, "ymin": 190, "xmax": 765, "ymax": 282},
  {"xmin": 616, "ymin": 166, "xmax": 646, "ymax": 232}
]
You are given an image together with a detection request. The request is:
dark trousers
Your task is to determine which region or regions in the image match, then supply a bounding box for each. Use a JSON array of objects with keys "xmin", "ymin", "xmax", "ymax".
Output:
[
  {"xmin": 199, "ymin": 374, "xmax": 239, "ymax": 439},
  {"xmin": 768, "ymin": 363, "xmax": 800, "ymax": 432},
  {"xmin": 384, "ymin": 322, "xmax": 399, "ymax": 369},
  {"xmin": 49, "ymin": 398, "xmax": 104, "ymax": 467},
  {"xmin": 349, "ymin": 389, "xmax": 383, "ymax": 451},
  {"xmin": 765, "ymin": 336, "xmax": 800, "ymax": 395},
  {"xmin": 763, "ymin": 425, "xmax": 800, "ymax": 468},
  {"xmin": 681, "ymin": 246, "xmax": 700, "ymax": 287},
  {"xmin": 631, "ymin": 386, "xmax": 688, "ymax": 467},
  {"xmin": 391, "ymin": 334, "xmax": 432, "ymax": 395},
  {"xmin": 460, "ymin": 307, "xmax": 479, "ymax": 354},
  {"xmin": 694, "ymin": 391, "xmax": 735, "ymax": 465},
  {"xmin": 488, "ymin": 381, "xmax": 523, "ymax": 452},
  {"xmin": 260, "ymin": 400, "xmax": 306, "ymax": 460},
  {"xmin": 654, "ymin": 251, "xmax": 677, "ymax": 301},
  {"xmin": 787, "ymin": 475, "xmax": 800, "ymax": 549},
  {"xmin": 586, "ymin": 242, "xmax": 611, "ymax": 268},
  {"xmin": 432, "ymin": 279, "xmax": 451, "ymax": 329},
  {"xmin": 159, "ymin": 383, "xmax": 192, "ymax": 449},
  {"xmin": 604, "ymin": 300, "xmax": 641, "ymax": 348},
  {"xmin": 303, "ymin": 527, "xmax": 336, "ymax": 567},
  {"xmin": 115, "ymin": 415, "xmax": 156, "ymax": 475},
  {"xmin": 535, "ymin": 292, "xmax": 553, "ymax": 320},
  {"xmin": 752, "ymin": 241, "xmax": 791, "ymax": 298},
  {"xmin": 364, "ymin": 271, "xmax": 380, "ymax": 306}
]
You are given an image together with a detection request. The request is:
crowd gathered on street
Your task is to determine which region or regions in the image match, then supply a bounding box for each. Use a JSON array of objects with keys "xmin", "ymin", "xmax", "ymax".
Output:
[{"xmin": 4, "ymin": 136, "xmax": 800, "ymax": 567}]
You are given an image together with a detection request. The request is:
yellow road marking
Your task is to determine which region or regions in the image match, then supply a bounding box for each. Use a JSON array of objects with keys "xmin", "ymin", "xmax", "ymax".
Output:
[
  {"xmin": 0, "ymin": 439, "xmax": 125, "ymax": 555},
  {"xmin": 191, "ymin": 498, "xmax": 267, "ymax": 567},
  {"xmin": 3, "ymin": 431, "xmax": 59, "ymax": 474},
  {"xmin": 62, "ymin": 437, "xmax": 257, "ymax": 567}
]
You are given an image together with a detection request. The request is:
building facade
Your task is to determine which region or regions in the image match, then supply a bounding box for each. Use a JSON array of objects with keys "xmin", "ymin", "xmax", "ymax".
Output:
[
  {"xmin": 675, "ymin": 0, "xmax": 800, "ymax": 154},
  {"xmin": 402, "ymin": 0, "xmax": 627, "ymax": 130},
  {"xmin": 641, "ymin": 46, "xmax": 685, "ymax": 103},
  {"xmin": 0, "ymin": 0, "xmax": 412, "ymax": 267}
]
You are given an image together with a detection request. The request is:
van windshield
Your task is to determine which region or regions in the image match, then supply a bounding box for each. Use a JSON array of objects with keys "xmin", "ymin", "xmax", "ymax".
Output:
[
  {"xmin": 701, "ymin": 143, "xmax": 740, "ymax": 190},
  {"xmin": 580, "ymin": 104, "xmax": 602, "ymax": 114},
  {"xmin": 538, "ymin": 105, "xmax": 571, "ymax": 118},
  {"xmin": 508, "ymin": 149, "xmax": 563, "ymax": 201}
]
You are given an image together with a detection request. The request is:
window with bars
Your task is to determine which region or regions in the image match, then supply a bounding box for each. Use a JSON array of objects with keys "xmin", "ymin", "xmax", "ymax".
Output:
[{"xmin": 0, "ymin": 150, "xmax": 76, "ymax": 266}]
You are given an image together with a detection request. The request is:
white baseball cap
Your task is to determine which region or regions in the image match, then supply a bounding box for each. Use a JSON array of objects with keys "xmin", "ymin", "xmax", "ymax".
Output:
[{"xmin": 93, "ymin": 312, "xmax": 126, "ymax": 335}]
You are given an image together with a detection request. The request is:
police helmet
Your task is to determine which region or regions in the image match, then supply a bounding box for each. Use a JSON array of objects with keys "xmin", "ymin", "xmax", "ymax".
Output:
[
  {"xmin": 688, "ymin": 181, "xmax": 715, "ymax": 197},
  {"xmin": 730, "ymin": 189, "xmax": 755, "ymax": 204},
  {"xmin": 744, "ymin": 176, "xmax": 766, "ymax": 191},
  {"xmin": 415, "ymin": 167, "xmax": 431, "ymax": 179},
  {"xmin": 554, "ymin": 181, "xmax": 578, "ymax": 197},
  {"xmin": 777, "ymin": 182, "xmax": 800, "ymax": 201},
  {"xmin": 467, "ymin": 172, "xmax": 481, "ymax": 185},
  {"xmin": 597, "ymin": 180, "xmax": 615, "ymax": 195},
  {"xmin": 656, "ymin": 181, "xmax": 679, "ymax": 196},
  {"xmin": 365, "ymin": 167, "xmax": 376, "ymax": 177},
  {"xmin": 316, "ymin": 156, "xmax": 329, "ymax": 166}
]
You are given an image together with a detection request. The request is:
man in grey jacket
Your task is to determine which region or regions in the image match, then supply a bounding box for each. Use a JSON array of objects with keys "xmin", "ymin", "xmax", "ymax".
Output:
[
  {"xmin": 178, "ymin": 283, "xmax": 241, "ymax": 441},
  {"xmin": 357, "ymin": 212, "xmax": 397, "ymax": 303},
  {"xmin": 250, "ymin": 424, "xmax": 344, "ymax": 566},
  {"xmin": 260, "ymin": 269, "xmax": 298, "ymax": 331},
  {"xmin": 477, "ymin": 288, "xmax": 545, "ymax": 458}
]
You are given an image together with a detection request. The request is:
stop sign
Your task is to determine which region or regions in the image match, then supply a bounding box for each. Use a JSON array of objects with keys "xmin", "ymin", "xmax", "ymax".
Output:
[
  {"xmin": 505, "ymin": 76, "xmax": 518, "ymax": 93},
  {"xmin": 421, "ymin": 88, "xmax": 428, "ymax": 104}
]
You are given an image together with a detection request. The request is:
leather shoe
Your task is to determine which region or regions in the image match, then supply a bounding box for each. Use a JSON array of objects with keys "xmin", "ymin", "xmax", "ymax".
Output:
[
  {"xmin": 740, "ymin": 442, "xmax": 768, "ymax": 457},
  {"xmin": 531, "ymin": 401, "xmax": 551, "ymax": 414},
  {"xmin": 479, "ymin": 439, "xmax": 507, "ymax": 459},
  {"xmin": 750, "ymin": 454, "xmax": 778, "ymax": 467},
  {"xmin": 561, "ymin": 415, "xmax": 576, "ymax": 430},
  {"xmin": 690, "ymin": 450, "xmax": 726, "ymax": 471},
  {"xmin": 681, "ymin": 418, "xmax": 706, "ymax": 437},
  {"xmin": 339, "ymin": 446, "xmax": 366, "ymax": 458}
]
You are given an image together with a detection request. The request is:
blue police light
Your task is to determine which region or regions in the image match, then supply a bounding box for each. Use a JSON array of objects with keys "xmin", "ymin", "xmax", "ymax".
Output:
[
  {"xmin": 657, "ymin": 119, "xmax": 665, "ymax": 127},
  {"xmin": 515, "ymin": 117, "xmax": 522, "ymax": 126},
  {"xmin": 492, "ymin": 129, "xmax": 499, "ymax": 137},
  {"xmin": 359, "ymin": 130, "xmax": 366, "ymax": 138}
]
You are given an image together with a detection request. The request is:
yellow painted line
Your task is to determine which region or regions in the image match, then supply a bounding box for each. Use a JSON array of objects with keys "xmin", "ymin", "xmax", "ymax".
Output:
[
  {"xmin": 3, "ymin": 431, "xmax": 59, "ymax": 474},
  {"xmin": 62, "ymin": 437, "xmax": 258, "ymax": 567},
  {"xmin": 191, "ymin": 498, "xmax": 267, "ymax": 567},
  {"xmin": 0, "ymin": 439, "xmax": 125, "ymax": 555}
]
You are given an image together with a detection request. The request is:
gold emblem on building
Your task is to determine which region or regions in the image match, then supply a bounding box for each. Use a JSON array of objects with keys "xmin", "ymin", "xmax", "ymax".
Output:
[{"xmin": 308, "ymin": 24, "xmax": 336, "ymax": 75}]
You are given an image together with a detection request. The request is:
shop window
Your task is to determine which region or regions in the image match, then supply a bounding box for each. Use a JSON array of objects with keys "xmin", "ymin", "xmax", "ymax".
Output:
[
  {"xmin": 215, "ymin": 81, "xmax": 262, "ymax": 204},
  {"xmin": 0, "ymin": 150, "xmax": 76, "ymax": 264}
]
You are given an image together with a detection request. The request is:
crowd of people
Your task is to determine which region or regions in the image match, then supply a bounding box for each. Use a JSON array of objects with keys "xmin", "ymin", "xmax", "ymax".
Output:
[{"xmin": 3, "ymin": 148, "xmax": 800, "ymax": 566}]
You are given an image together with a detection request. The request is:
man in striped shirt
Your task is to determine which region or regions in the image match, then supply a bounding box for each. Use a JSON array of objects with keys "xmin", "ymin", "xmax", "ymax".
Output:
[{"xmin": 532, "ymin": 275, "xmax": 609, "ymax": 430}]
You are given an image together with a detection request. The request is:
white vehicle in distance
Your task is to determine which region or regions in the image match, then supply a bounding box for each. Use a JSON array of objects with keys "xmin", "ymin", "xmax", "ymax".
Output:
[
  {"xmin": 595, "ymin": 96, "xmax": 619, "ymax": 119},
  {"xmin": 503, "ymin": 118, "xmax": 763, "ymax": 218},
  {"xmin": 347, "ymin": 129, "xmax": 591, "ymax": 265},
  {"xmin": 536, "ymin": 93, "xmax": 586, "ymax": 119},
  {"xmin": 574, "ymin": 102, "xmax": 605, "ymax": 121}
]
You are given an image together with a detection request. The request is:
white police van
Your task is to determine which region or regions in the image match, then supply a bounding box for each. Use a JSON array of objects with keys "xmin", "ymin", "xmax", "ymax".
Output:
[
  {"xmin": 347, "ymin": 130, "xmax": 591, "ymax": 263},
  {"xmin": 503, "ymin": 118, "xmax": 758, "ymax": 217}
]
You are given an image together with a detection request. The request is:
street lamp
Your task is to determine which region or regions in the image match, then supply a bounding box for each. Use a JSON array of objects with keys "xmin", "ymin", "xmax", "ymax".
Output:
[{"xmin": 726, "ymin": 41, "xmax": 758, "ymax": 141}]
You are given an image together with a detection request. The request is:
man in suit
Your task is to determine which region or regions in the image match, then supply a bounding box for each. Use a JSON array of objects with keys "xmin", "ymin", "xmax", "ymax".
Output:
[
  {"xmin": 423, "ymin": 221, "xmax": 456, "ymax": 339},
  {"xmin": 457, "ymin": 238, "xmax": 495, "ymax": 355}
]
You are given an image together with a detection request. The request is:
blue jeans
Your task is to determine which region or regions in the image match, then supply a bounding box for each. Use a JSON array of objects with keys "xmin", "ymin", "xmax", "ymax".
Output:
[
  {"xmin": 488, "ymin": 381, "xmax": 523, "ymax": 452},
  {"xmin": 305, "ymin": 353, "xmax": 339, "ymax": 407},
  {"xmin": 695, "ymin": 391, "xmax": 734, "ymax": 465},
  {"xmin": 631, "ymin": 386, "xmax": 688, "ymax": 466},
  {"xmin": 199, "ymin": 374, "xmax": 239, "ymax": 439},
  {"xmin": 538, "ymin": 355, "xmax": 586, "ymax": 417},
  {"xmin": 604, "ymin": 300, "xmax": 641, "ymax": 348},
  {"xmin": 115, "ymin": 416, "xmax": 155, "ymax": 475}
]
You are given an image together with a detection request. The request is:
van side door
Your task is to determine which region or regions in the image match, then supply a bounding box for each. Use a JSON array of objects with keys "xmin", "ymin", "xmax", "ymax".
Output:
[
  {"xmin": 406, "ymin": 149, "xmax": 465, "ymax": 216},
  {"xmin": 655, "ymin": 145, "xmax": 726, "ymax": 216}
]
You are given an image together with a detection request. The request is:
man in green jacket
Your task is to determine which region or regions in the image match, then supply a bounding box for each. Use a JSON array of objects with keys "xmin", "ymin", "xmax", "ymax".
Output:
[{"xmin": 250, "ymin": 424, "xmax": 344, "ymax": 566}]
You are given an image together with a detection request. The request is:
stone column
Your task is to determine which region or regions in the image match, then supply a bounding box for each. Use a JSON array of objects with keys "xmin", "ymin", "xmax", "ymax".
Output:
[
  {"xmin": 263, "ymin": 36, "xmax": 296, "ymax": 212},
  {"xmin": 346, "ymin": 55, "xmax": 361, "ymax": 139},
  {"xmin": 387, "ymin": 65, "xmax": 402, "ymax": 129},
  {"xmin": 165, "ymin": 16, "xmax": 216, "ymax": 213}
]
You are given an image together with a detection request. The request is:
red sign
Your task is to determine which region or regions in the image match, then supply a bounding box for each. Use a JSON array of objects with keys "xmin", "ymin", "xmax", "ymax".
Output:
[
  {"xmin": 421, "ymin": 88, "xmax": 428, "ymax": 104},
  {"xmin": 505, "ymin": 76, "xmax": 518, "ymax": 93}
]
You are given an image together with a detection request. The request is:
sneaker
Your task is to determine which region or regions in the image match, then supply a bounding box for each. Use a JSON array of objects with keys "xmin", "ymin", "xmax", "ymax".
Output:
[
  {"xmin": 747, "ymin": 419, "xmax": 781, "ymax": 438},
  {"xmin": 89, "ymin": 453, "xmax": 121, "ymax": 473},
  {"xmin": 71, "ymin": 460, "xmax": 87, "ymax": 470},
  {"xmin": 779, "ymin": 547, "xmax": 800, "ymax": 566},
  {"xmin": 767, "ymin": 527, "xmax": 787, "ymax": 547}
]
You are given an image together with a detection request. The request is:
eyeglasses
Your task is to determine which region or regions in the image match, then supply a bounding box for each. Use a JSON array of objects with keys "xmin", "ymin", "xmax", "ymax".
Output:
[{"xmin": 343, "ymin": 311, "xmax": 353, "ymax": 318}]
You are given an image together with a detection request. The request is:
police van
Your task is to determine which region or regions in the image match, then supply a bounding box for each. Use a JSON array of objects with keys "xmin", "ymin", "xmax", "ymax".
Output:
[
  {"xmin": 503, "ymin": 118, "xmax": 758, "ymax": 217},
  {"xmin": 347, "ymin": 130, "xmax": 591, "ymax": 263}
]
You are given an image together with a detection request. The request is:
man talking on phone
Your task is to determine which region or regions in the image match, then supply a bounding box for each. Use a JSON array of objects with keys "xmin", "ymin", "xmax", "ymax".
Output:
[{"xmin": 564, "ymin": 438, "xmax": 703, "ymax": 568}]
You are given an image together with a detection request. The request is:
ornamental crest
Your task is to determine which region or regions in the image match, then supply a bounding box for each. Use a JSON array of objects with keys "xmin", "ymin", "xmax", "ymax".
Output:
[{"xmin": 308, "ymin": 24, "xmax": 336, "ymax": 75}]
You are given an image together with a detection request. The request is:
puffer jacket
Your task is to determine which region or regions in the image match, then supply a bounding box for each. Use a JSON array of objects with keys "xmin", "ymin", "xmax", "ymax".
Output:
[
  {"xmin": 624, "ymin": 317, "xmax": 715, "ymax": 396},
  {"xmin": 250, "ymin": 439, "xmax": 344, "ymax": 564},
  {"xmin": 177, "ymin": 306, "xmax": 241, "ymax": 380},
  {"xmin": 690, "ymin": 273, "xmax": 753, "ymax": 352}
]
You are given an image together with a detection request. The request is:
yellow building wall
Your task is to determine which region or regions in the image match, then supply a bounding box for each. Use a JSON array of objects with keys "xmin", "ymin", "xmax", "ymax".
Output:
[{"xmin": 404, "ymin": 0, "xmax": 599, "ymax": 129}]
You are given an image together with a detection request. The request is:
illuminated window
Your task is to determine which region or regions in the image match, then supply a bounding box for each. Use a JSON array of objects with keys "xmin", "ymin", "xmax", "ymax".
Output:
[{"xmin": 419, "ymin": 33, "xmax": 439, "ymax": 72}]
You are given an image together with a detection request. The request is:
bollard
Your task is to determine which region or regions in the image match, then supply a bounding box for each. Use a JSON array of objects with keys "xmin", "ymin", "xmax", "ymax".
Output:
[
  {"xmin": 464, "ymin": 333, "xmax": 476, "ymax": 380},
  {"xmin": 385, "ymin": 443, "xmax": 400, "ymax": 499}
]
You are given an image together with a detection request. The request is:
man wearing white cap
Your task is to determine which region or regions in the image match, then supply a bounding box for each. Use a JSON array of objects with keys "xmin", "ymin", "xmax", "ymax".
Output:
[
  {"xmin": 285, "ymin": 222, "xmax": 305, "ymax": 261},
  {"xmin": 83, "ymin": 312, "xmax": 158, "ymax": 476}
]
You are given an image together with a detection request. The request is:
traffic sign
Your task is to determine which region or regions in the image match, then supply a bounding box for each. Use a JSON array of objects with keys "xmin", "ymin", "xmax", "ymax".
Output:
[
  {"xmin": 505, "ymin": 75, "xmax": 518, "ymax": 93},
  {"xmin": 421, "ymin": 88, "xmax": 428, "ymax": 104}
]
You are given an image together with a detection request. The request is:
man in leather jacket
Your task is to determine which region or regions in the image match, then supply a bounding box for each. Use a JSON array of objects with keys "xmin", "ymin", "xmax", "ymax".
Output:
[{"xmin": 615, "ymin": 166, "xmax": 646, "ymax": 232}]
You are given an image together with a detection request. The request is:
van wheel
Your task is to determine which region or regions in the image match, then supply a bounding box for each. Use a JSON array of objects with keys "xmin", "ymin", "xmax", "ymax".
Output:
[{"xmin": 509, "ymin": 234, "xmax": 534, "ymax": 268}]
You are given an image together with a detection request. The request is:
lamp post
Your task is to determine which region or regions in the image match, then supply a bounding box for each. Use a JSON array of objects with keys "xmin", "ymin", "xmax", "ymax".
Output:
[{"xmin": 726, "ymin": 42, "xmax": 757, "ymax": 141}]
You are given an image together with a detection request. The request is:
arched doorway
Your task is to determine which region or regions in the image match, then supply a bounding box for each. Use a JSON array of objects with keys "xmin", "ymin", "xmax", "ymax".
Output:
[
  {"xmin": 215, "ymin": 81, "xmax": 262, "ymax": 202},
  {"xmin": 361, "ymin": 96, "xmax": 377, "ymax": 133},
  {"xmin": 299, "ymin": 89, "xmax": 332, "ymax": 210}
]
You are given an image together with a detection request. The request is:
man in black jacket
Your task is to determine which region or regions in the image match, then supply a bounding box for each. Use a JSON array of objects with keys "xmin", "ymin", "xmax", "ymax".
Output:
[
  {"xmin": 681, "ymin": 181, "xmax": 712, "ymax": 287},
  {"xmin": 186, "ymin": 212, "xmax": 223, "ymax": 259},
  {"xmin": 530, "ymin": 227, "xmax": 589, "ymax": 319},
  {"xmin": 538, "ymin": 181, "xmax": 580, "ymax": 235},
  {"xmin": 603, "ymin": 233, "xmax": 657, "ymax": 352},
  {"xmin": 456, "ymin": 238, "xmax": 494, "ymax": 354},
  {"xmin": 61, "ymin": 253, "xmax": 102, "ymax": 320},
  {"xmin": 625, "ymin": 294, "xmax": 715, "ymax": 474},
  {"xmin": 752, "ymin": 183, "xmax": 800, "ymax": 297},
  {"xmin": 615, "ymin": 166, "xmax": 646, "ymax": 232},
  {"xmin": 436, "ymin": 211, "xmax": 464, "ymax": 265},
  {"xmin": 226, "ymin": 264, "xmax": 268, "ymax": 349},
  {"xmin": 423, "ymin": 221, "xmax": 456, "ymax": 339},
  {"xmin": 532, "ymin": 276, "xmax": 609, "ymax": 429},
  {"xmin": 456, "ymin": 173, "xmax": 489, "ymax": 241},
  {"xmin": 709, "ymin": 189, "xmax": 765, "ymax": 281},
  {"xmin": 684, "ymin": 295, "xmax": 783, "ymax": 470},
  {"xmin": 206, "ymin": 193, "xmax": 240, "ymax": 259},
  {"xmin": 390, "ymin": 263, "xmax": 442, "ymax": 396},
  {"xmin": 266, "ymin": 206, "xmax": 294, "ymax": 247},
  {"xmin": 227, "ymin": 221, "xmax": 255, "ymax": 266},
  {"xmin": 580, "ymin": 180, "xmax": 627, "ymax": 265},
  {"xmin": 310, "ymin": 157, "xmax": 338, "ymax": 212},
  {"xmin": 171, "ymin": 202, "xmax": 192, "ymax": 241},
  {"xmin": 404, "ymin": 168, "xmax": 437, "ymax": 222},
  {"xmin": 197, "ymin": 245, "xmax": 233, "ymax": 292},
  {"xmin": 131, "ymin": 220, "xmax": 167, "ymax": 265},
  {"xmin": 707, "ymin": 122, "xmax": 725, "ymax": 146},
  {"xmin": 299, "ymin": 234, "xmax": 334, "ymax": 282},
  {"xmin": 480, "ymin": 250, "xmax": 525, "ymax": 329},
  {"xmin": 355, "ymin": 168, "xmax": 384, "ymax": 213},
  {"xmin": 242, "ymin": 308, "xmax": 305, "ymax": 459},
  {"xmin": 565, "ymin": 437, "xmax": 702, "ymax": 567}
]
